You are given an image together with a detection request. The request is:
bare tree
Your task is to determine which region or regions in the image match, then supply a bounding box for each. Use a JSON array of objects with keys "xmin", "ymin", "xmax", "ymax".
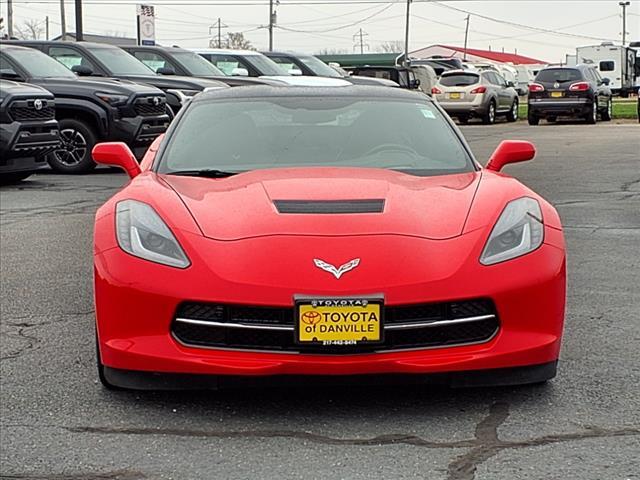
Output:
[
  {"xmin": 14, "ymin": 19, "xmax": 44, "ymax": 40},
  {"xmin": 376, "ymin": 40, "xmax": 404, "ymax": 53},
  {"xmin": 315, "ymin": 48, "xmax": 350, "ymax": 55},
  {"xmin": 225, "ymin": 32, "xmax": 254, "ymax": 50}
]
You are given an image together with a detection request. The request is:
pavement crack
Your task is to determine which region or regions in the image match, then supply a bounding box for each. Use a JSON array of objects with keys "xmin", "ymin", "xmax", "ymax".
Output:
[{"xmin": 0, "ymin": 327, "xmax": 42, "ymax": 361}]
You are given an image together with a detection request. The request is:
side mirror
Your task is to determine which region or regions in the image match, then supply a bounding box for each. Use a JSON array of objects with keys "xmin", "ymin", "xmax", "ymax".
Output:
[
  {"xmin": 92, "ymin": 142, "xmax": 141, "ymax": 178},
  {"xmin": 601, "ymin": 77, "xmax": 611, "ymax": 86},
  {"xmin": 288, "ymin": 68, "xmax": 303, "ymax": 76},
  {"xmin": 71, "ymin": 64, "xmax": 93, "ymax": 76},
  {"xmin": 231, "ymin": 67, "xmax": 249, "ymax": 76},
  {"xmin": 410, "ymin": 78, "xmax": 421, "ymax": 89},
  {"xmin": 0, "ymin": 69, "xmax": 23, "ymax": 81},
  {"xmin": 156, "ymin": 66, "xmax": 176, "ymax": 75},
  {"xmin": 507, "ymin": 81, "xmax": 515, "ymax": 88},
  {"xmin": 486, "ymin": 140, "xmax": 536, "ymax": 172}
]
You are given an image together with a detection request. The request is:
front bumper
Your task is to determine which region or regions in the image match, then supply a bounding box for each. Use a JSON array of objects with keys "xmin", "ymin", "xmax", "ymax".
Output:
[
  {"xmin": 110, "ymin": 114, "xmax": 170, "ymax": 146},
  {"xmin": 95, "ymin": 227, "xmax": 566, "ymax": 387},
  {"xmin": 0, "ymin": 120, "xmax": 60, "ymax": 173}
]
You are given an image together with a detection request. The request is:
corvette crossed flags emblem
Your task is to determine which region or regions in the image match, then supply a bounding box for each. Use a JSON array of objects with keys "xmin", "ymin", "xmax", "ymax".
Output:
[{"xmin": 313, "ymin": 258, "xmax": 360, "ymax": 279}]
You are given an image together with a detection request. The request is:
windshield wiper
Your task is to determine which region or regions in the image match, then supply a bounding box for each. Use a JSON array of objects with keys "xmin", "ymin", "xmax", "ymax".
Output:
[{"xmin": 168, "ymin": 169, "xmax": 238, "ymax": 178}]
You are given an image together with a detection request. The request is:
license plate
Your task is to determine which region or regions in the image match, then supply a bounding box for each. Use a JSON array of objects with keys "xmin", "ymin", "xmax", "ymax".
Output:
[
  {"xmin": 550, "ymin": 91, "xmax": 563, "ymax": 98},
  {"xmin": 449, "ymin": 92, "xmax": 462, "ymax": 99},
  {"xmin": 296, "ymin": 297, "xmax": 383, "ymax": 346}
]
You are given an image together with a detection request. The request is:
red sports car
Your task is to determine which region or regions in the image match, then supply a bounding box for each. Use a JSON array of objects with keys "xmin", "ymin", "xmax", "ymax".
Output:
[{"xmin": 92, "ymin": 86, "xmax": 566, "ymax": 390}]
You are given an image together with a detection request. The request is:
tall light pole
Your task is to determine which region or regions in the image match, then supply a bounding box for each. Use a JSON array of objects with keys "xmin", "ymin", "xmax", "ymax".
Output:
[
  {"xmin": 463, "ymin": 15, "xmax": 470, "ymax": 60},
  {"xmin": 60, "ymin": 0, "xmax": 67, "ymax": 38},
  {"xmin": 7, "ymin": 0, "xmax": 14, "ymax": 38},
  {"xmin": 619, "ymin": 1, "xmax": 630, "ymax": 45},
  {"xmin": 403, "ymin": 0, "xmax": 412, "ymax": 66},
  {"xmin": 75, "ymin": 0, "xmax": 83, "ymax": 41},
  {"xmin": 269, "ymin": 0, "xmax": 278, "ymax": 51}
]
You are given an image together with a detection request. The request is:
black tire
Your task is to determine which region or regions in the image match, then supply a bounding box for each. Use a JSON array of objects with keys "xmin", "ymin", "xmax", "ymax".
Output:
[
  {"xmin": 47, "ymin": 118, "xmax": 97, "ymax": 174},
  {"xmin": 458, "ymin": 116, "xmax": 469, "ymax": 124},
  {"xmin": 482, "ymin": 100, "xmax": 496, "ymax": 125},
  {"xmin": 527, "ymin": 112, "xmax": 540, "ymax": 126},
  {"xmin": 601, "ymin": 98, "xmax": 612, "ymax": 121},
  {"xmin": 584, "ymin": 99, "xmax": 597, "ymax": 124},
  {"xmin": 0, "ymin": 171, "xmax": 32, "ymax": 184},
  {"xmin": 506, "ymin": 99, "xmax": 519, "ymax": 122}
]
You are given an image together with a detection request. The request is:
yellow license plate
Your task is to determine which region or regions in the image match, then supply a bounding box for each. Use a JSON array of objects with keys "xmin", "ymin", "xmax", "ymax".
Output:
[
  {"xmin": 449, "ymin": 92, "xmax": 462, "ymax": 99},
  {"xmin": 550, "ymin": 91, "xmax": 563, "ymax": 98},
  {"xmin": 297, "ymin": 298, "xmax": 382, "ymax": 345}
]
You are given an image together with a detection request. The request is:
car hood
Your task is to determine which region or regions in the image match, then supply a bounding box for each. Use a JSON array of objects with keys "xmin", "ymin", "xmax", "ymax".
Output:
[
  {"xmin": 162, "ymin": 168, "xmax": 481, "ymax": 241},
  {"xmin": 35, "ymin": 76, "xmax": 164, "ymax": 95},
  {"xmin": 118, "ymin": 74, "xmax": 228, "ymax": 91}
]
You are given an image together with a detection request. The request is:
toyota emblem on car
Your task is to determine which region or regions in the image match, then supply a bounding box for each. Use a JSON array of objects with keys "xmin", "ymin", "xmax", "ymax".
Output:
[{"xmin": 33, "ymin": 99, "xmax": 43, "ymax": 111}]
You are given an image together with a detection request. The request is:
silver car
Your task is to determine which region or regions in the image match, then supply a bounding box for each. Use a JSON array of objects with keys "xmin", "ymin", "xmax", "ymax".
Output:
[{"xmin": 432, "ymin": 70, "xmax": 519, "ymax": 124}]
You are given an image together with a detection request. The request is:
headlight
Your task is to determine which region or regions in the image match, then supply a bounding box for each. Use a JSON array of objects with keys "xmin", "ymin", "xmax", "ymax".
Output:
[
  {"xmin": 480, "ymin": 197, "xmax": 544, "ymax": 265},
  {"xmin": 95, "ymin": 91, "xmax": 129, "ymax": 106},
  {"xmin": 116, "ymin": 200, "xmax": 190, "ymax": 268},
  {"xmin": 166, "ymin": 89, "xmax": 200, "ymax": 105}
]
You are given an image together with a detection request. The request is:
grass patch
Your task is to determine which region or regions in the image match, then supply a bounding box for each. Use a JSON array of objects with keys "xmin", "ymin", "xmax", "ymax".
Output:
[{"xmin": 518, "ymin": 99, "xmax": 638, "ymax": 120}]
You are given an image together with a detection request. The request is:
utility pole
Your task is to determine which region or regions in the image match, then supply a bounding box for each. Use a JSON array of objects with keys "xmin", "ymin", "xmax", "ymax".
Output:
[
  {"xmin": 60, "ymin": 0, "xmax": 67, "ymax": 38},
  {"xmin": 268, "ymin": 0, "xmax": 277, "ymax": 51},
  {"xmin": 463, "ymin": 14, "xmax": 470, "ymax": 60},
  {"xmin": 403, "ymin": 0, "xmax": 412, "ymax": 65},
  {"xmin": 45, "ymin": 15, "xmax": 49, "ymax": 40},
  {"xmin": 7, "ymin": 0, "xmax": 13, "ymax": 38},
  {"xmin": 353, "ymin": 28, "xmax": 369, "ymax": 54},
  {"xmin": 209, "ymin": 18, "xmax": 226, "ymax": 48},
  {"xmin": 75, "ymin": 0, "xmax": 83, "ymax": 41},
  {"xmin": 619, "ymin": 1, "xmax": 630, "ymax": 45}
]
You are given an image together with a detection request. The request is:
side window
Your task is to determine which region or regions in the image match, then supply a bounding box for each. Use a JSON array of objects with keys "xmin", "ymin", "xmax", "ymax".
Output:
[
  {"xmin": 599, "ymin": 60, "xmax": 615, "ymax": 72},
  {"xmin": 207, "ymin": 55, "xmax": 251, "ymax": 75},
  {"xmin": 269, "ymin": 56, "xmax": 296, "ymax": 72},
  {"xmin": 0, "ymin": 55, "xmax": 22, "ymax": 79},
  {"xmin": 49, "ymin": 46, "xmax": 96, "ymax": 71},
  {"xmin": 133, "ymin": 51, "xmax": 168, "ymax": 73},
  {"xmin": 494, "ymin": 73, "xmax": 507, "ymax": 86},
  {"xmin": 484, "ymin": 72, "xmax": 498, "ymax": 85},
  {"xmin": 583, "ymin": 68, "xmax": 595, "ymax": 82}
]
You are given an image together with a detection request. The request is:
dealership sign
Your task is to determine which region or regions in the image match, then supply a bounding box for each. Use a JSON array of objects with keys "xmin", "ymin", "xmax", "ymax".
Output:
[{"xmin": 137, "ymin": 4, "xmax": 156, "ymax": 46}]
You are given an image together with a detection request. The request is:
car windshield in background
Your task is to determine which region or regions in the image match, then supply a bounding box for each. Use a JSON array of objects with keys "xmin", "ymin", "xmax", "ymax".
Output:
[
  {"xmin": 5, "ymin": 48, "xmax": 77, "ymax": 79},
  {"xmin": 440, "ymin": 73, "xmax": 479, "ymax": 87},
  {"xmin": 298, "ymin": 55, "xmax": 342, "ymax": 78},
  {"xmin": 245, "ymin": 55, "xmax": 289, "ymax": 76},
  {"xmin": 536, "ymin": 68, "xmax": 581, "ymax": 83},
  {"xmin": 85, "ymin": 46, "xmax": 156, "ymax": 75},
  {"xmin": 172, "ymin": 51, "xmax": 226, "ymax": 76},
  {"xmin": 158, "ymin": 97, "xmax": 473, "ymax": 176}
]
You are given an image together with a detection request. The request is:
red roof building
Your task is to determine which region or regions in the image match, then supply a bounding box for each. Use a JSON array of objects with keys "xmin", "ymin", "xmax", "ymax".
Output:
[{"xmin": 410, "ymin": 44, "xmax": 547, "ymax": 65}]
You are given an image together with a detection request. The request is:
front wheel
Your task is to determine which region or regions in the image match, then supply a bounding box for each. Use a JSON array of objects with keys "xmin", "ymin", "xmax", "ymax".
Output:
[
  {"xmin": 601, "ymin": 98, "xmax": 612, "ymax": 121},
  {"xmin": 482, "ymin": 100, "xmax": 496, "ymax": 125},
  {"xmin": 47, "ymin": 118, "xmax": 97, "ymax": 174},
  {"xmin": 506, "ymin": 99, "xmax": 519, "ymax": 122}
]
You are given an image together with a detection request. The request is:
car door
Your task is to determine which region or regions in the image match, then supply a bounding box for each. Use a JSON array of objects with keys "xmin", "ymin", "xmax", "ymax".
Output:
[
  {"xmin": 491, "ymin": 72, "xmax": 512, "ymax": 110},
  {"xmin": 46, "ymin": 45, "xmax": 104, "ymax": 76},
  {"xmin": 589, "ymin": 68, "xmax": 610, "ymax": 108}
]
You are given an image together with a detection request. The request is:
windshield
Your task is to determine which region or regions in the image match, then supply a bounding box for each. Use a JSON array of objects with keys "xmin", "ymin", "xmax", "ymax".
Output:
[
  {"xmin": 172, "ymin": 51, "xmax": 225, "ymax": 76},
  {"xmin": 440, "ymin": 73, "xmax": 479, "ymax": 87},
  {"xmin": 5, "ymin": 48, "xmax": 76, "ymax": 79},
  {"xmin": 245, "ymin": 55, "xmax": 289, "ymax": 76},
  {"xmin": 86, "ymin": 46, "xmax": 156, "ymax": 75},
  {"xmin": 158, "ymin": 97, "xmax": 473, "ymax": 176},
  {"xmin": 535, "ymin": 68, "xmax": 581, "ymax": 83},
  {"xmin": 298, "ymin": 55, "xmax": 342, "ymax": 78}
]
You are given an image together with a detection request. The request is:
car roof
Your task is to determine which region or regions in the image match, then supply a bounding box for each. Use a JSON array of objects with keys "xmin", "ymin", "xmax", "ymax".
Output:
[
  {"xmin": 194, "ymin": 85, "xmax": 430, "ymax": 103},
  {"xmin": 441, "ymin": 69, "xmax": 481, "ymax": 75},
  {"xmin": 262, "ymin": 51, "xmax": 309, "ymax": 57},
  {"xmin": 120, "ymin": 45, "xmax": 189, "ymax": 53},
  {"xmin": 6, "ymin": 40, "xmax": 118, "ymax": 49},
  {"xmin": 190, "ymin": 48, "xmax": 264, "ymax": 56}
]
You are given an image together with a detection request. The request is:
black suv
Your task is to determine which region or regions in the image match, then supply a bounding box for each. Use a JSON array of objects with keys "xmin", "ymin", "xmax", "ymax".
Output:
[
  {"xmin": 262, "ymin": 51, "xmax": 398, "ymax": 87},
  {"xmin": 528, "ymin": 64, "xmax": 613, "ymax": 125},
  {"xmin": 9, "ymin": 41, "xmax": 227, "ymax": 114},
  {"xmin": 1, "ymin": 44, "xmax": 170, "ymax": 173},
  {"xmin": 120, "ymin": 45, "xmax": 282, "ymax": 87},
  {"xmin": 1, "ymin": 80, "xmax": 60, "ymax": 183}
]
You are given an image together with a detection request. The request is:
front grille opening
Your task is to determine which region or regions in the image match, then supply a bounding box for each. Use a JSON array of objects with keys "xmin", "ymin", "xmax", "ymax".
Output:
[{"xmin": 172, "ymin": 299, "xmax": 498, "ymax": 353}]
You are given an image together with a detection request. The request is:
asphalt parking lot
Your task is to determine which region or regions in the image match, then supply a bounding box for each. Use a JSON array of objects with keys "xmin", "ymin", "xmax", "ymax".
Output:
[{"xmin": 1, "ymin": 122, "xmax": 639, "ymax": 480}]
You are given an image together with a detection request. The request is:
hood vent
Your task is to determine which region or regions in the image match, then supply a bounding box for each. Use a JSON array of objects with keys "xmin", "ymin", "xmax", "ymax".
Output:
[{"xmin": 274, "ymin": 199, "xmax": 385, "ymax": 214}]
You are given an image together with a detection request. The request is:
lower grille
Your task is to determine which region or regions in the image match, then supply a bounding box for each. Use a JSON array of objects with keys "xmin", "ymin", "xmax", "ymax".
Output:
[{"xmin": 171, "ymin": 299, "xmax": 499, "ymax": 353}]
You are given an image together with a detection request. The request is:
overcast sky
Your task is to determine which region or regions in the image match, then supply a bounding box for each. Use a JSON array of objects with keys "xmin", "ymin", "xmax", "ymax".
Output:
[{"xmin": 3, "ymin": 0, "xmax": 639, "ymax": 62}]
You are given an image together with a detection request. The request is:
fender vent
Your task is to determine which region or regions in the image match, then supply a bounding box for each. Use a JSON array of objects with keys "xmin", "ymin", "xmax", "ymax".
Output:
[{"xmin": 274, "ymin": 199, "xmax": 385, "ymax": 214}]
